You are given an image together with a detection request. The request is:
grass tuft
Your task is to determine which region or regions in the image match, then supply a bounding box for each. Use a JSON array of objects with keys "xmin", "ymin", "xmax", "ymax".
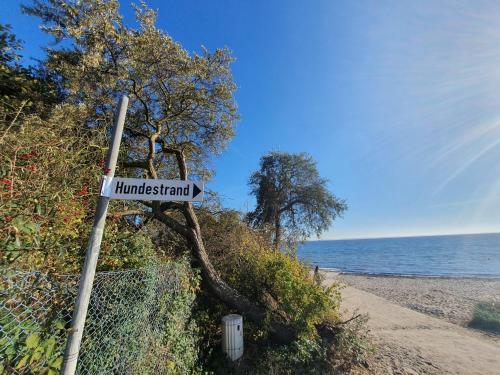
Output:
[{"xmin": 468, "ymin": 302, "xmax": 500, "ymax": 334}]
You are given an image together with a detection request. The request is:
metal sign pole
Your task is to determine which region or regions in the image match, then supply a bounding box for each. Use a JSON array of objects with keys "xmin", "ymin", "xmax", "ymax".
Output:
[{"xmin": 61, "ymin": 95, "xmax": 129, "ymax": 375}]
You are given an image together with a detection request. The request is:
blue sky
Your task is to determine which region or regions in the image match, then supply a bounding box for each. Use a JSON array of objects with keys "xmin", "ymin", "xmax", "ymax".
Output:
[{"xmin": 4, "ymin": 0, "xmax": 500, "ymax": 239}]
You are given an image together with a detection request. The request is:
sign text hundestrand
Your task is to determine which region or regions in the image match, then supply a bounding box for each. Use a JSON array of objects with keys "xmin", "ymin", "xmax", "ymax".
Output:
[{"xmin": 101, "ymin": 177, "xmax": 204, "ymax": 202}]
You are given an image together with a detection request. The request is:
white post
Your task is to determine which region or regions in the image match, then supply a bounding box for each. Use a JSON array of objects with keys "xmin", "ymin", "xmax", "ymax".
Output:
[
  {"xmin": 61, "ymin": 95, "xmax": 129, "ymax": 375},
  {"xmin": 222, "ymin": 314, "xmax": 244, "ymax": 361}
]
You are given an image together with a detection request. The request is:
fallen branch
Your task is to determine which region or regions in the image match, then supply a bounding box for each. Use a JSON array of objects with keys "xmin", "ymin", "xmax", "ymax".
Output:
[{"xmin": 337, "ymin": 313, "xmax": 362, "ymax": 326}]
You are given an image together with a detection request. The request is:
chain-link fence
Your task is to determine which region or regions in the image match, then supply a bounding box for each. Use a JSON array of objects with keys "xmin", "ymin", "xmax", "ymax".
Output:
[{"xmin": 0, "ymin": 263, "xmax": 197, "ymax": 374}]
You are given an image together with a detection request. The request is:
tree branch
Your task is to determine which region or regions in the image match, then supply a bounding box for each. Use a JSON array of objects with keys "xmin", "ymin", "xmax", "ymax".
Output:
[
  {"xmin": 141, "ymin": 200, "xmax": 183, "ymax": 211},
  {"xmin": 338, "ymin": 313, "xmax": 362, "ymax": 326},
  {"xmin": 0, "ymin": 100, "xmax": 28, "ymax": 144},
  {"xmin": 120, "ymin": 160, "xmax": 148, "ymax": 169},
  {"xmin": 110, "ymin": 210, "xmax": 151, "ymax": 217},
  {"xmin": 152, "ymin": 209, "xmax": 189, "ymax": 238}
]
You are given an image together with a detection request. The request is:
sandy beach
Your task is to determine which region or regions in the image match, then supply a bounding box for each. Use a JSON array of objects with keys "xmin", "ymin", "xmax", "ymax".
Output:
[
  {"xmin": 335, "ymin": 272, "xmax": 500, "ymax": 328},
  {"xmin": 322, "ymin": 271, "xmax": 500, "ymax": 374}
]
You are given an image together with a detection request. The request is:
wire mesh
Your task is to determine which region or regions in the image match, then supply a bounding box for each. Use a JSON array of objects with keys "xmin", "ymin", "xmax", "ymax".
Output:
[{"xmin": 0, "ymin": 264, "xmax": 186, "ymax": 374}]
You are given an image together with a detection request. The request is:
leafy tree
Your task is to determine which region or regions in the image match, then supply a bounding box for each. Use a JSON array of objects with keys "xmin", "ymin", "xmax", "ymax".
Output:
[
  {"xmin": 0, "ymin": 4, "xmax": 368, "ymax": 368},
  {"xmin": 0, "ymin": 23, "xmax": 156, "ymax": 272},
  {"xmin": 247, "ymin": 151, "xmax": 347, "ymax": 247},
  {"xmin": 0, "ymin": 24, "xmax": 22, "ymax": 65},
  {"xmin": 23, "ymin": 0, "xmax": 299, "ymax": 342},
  {"xmin": 0, "ymin": 23, "xmax": 24, "ymax": 103},
  {"xmin": 0, "ymin": 23, "xmax": 59, "ymax": 116}
]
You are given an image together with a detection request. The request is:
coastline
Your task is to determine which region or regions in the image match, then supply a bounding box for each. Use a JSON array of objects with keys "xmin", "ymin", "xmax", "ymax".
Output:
[
  {"xmin": 319, "ymin": 268, "xmax": 500, "ymax": 281},
  {"xmin": 319, "ymin": 268, "xmax": 500, "ymax": 280},
  {"xmin": 309, "ymin": 231, "xmax": 500, "ymax": 242},
  {"xmin": 323, "ymin": 269, "xmax": 500, "ymax": 329}
]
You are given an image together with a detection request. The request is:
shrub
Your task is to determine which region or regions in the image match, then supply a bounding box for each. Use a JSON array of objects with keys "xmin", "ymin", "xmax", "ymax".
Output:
[
  {"xmin": 0, "ymin": 101, "xmax": 162, "ymax": 273},
  {"xmin": 0, "ymin": 261, "xmax": 201, "ymax": 374},
  {"xmin": 212, "ymin": 316, "xmax": 371, "ymax": 375},
  {"xmin": 201, "ymin": 209, "xmax": 341, "ymax": 338},
  {"xmin": 328, "ymin": 314, "xmax": 372, "ymax": 373},
  {"xmin": 195, "ymin": 209, "xmax": 371, "ymax": 373},
  {"xmin": 0, "ymin": 316, "xmax": 66, "ymax": 375},
  {"xmin": 469, "ymin": 302, "xmax": 500, "ymax": 334}
]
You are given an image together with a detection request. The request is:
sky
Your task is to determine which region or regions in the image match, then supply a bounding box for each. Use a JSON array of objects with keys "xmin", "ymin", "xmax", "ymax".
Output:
[{"xmin": 3, "ymin": 0, "xmax": 500, "ymax": 240}]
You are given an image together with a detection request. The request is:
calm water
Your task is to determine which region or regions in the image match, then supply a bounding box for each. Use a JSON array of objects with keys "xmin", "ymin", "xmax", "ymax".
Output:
[{"xmin": 298, "ymin": 233, "xmax": 500, "ymax": 277}]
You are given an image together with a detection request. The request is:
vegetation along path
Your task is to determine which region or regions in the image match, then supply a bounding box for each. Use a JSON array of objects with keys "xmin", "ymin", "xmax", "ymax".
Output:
[{"xmin": 324, "ymin": 276, "xmax": 500, "ymax": 375}]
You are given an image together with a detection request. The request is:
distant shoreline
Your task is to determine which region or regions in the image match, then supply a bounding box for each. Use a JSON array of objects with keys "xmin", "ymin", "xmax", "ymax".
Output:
[
  {"xmin": 306, "ymin": 231, "xmax": 500, "ymax": 242},
  {"xmin": 301, "ymin": 232, "xmax": 500, "ymax": 278},
  {"xmin": 320, "ymin": 268, "xmax": 500, "ymax": 280}
]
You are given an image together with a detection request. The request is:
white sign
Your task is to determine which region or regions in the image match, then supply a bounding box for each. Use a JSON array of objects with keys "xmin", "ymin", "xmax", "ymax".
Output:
[{"xmin": 101, "ymin": 176, "xmax": 204, "ymax": 202}]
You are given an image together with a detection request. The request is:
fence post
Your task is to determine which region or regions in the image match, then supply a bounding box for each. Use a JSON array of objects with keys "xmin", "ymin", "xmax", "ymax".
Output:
[{"xmin": 61, "ymin": 95, "xmax": 129, "ymax": 375}]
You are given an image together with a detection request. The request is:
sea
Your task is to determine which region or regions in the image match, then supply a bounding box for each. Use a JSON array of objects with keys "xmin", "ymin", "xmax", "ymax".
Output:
[{"xmin": 297, "ymin": 232, "xmax": 500, "ymax": 278}]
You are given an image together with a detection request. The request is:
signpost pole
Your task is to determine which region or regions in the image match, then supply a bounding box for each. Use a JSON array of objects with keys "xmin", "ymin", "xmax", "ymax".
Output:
[{"xmin": 61, "ymin": 95, "xmax": 129, "ymax": 375}]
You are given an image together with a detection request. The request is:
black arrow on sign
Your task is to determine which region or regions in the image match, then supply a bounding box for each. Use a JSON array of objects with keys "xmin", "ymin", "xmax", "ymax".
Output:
[{"xmin": 192, "ymin": 183, "xmax": 202, "ymax": 199}]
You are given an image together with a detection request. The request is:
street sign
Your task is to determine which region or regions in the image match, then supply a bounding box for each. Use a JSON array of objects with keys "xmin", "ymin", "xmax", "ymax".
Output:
[
  {"xmin": 63, "ymin": 96, "xmax": 205, "ymax": 375},
  {"xmin": 101, "ymin": 176, "xmax": 204, "ymax": 202}
]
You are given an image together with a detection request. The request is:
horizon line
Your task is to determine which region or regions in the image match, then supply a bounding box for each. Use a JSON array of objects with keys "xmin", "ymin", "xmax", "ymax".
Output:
[{"xmin": 312, "ymin": 230, "xmax": 500, "ymax": 242}]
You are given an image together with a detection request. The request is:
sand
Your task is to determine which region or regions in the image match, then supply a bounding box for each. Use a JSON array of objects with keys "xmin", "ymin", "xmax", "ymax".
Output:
[
  {"xmin": 336, "ymin": 273, "xmax": 500, "ymax": 328},
  {"xmin": 321, "ymin": 271, "xmax": 500, "ymax": 375}
]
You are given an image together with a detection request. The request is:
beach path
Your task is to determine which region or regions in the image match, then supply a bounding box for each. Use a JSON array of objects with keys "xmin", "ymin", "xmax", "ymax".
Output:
[{"xmin": 330, "ymin": 281, "xmax": 500, "ymax": 374}]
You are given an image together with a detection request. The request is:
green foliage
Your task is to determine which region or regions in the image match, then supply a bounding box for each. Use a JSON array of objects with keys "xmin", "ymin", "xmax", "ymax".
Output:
[
  {"xmin": 0, "ymin": 315, "xmax": 65, "ymax": 375},
  {"xmin": 201, "ymin": 209, "xmax": 341, "ymax": 338},
  {"xmin": 251, "ymin": 248, "xmax": 340, "ymax": 334},
  {"xmin": 0, "ymin": 23, "xmax": 29, "ymax": 106},
  {"xmin": 78, "ymin": 262, "xmax": 202, "ymax": 374},
  {"xmin": 192, "ymin": 291, "xmax": 233, "ymax": 372},
  {"xmin": 2, "ymin": 0, "xmax": 239, "ymax": 269},
  {"xmin": 23, "ymin": 0, "xmax": 239, "ymax": 181},
  {"xmin": 246, "ymin": 151, "xmax": 347, "ymax": 247},
  {"xmin": 328, "ymin": 314, "xmax": 372, "ymax": 373},
  {"xmin": 469, "ymin": 302, "xmax": 500, "ymax": 334},
  {"xmin": 0, "ymin": 22, "xmax": 149, "ymax": 271},
  {"xmin": 195, "ymin": 209, "xmax": 372, "ymax": 373},
  {"xmin": 0, "ymin": 99, "xmax": 158, "ymax": 271},
  {"xmin": 250, "ymin": 336, "xmax": 332, "ymax": 375},
  {"xmin": 0, "ymin": 24, "xmax": 22, "ymax": 65},
  {"xmin": 0, "ymin": 261, "xmax": 201, "ymax": 374},
  {"xmin": 99, "ymin": 225, "xmax": 159, "ymax": 270},
  {"xmin": 0, "ymin": 3, "xmax": 370, "ymax": 374},
  {"xmin": 0, "ymin": 23, "xmax": 60, "ymax": 115},
  {"xmin": 0, "ymin": 24, "xmax": 161, "ymax": 271},
  {"xmin": 210, "ymin": 317, "xmax": 371, "ymax": 375},
  {"xmin": 158, "ymin": 263, "xmax": 202, "ymax": 374}
]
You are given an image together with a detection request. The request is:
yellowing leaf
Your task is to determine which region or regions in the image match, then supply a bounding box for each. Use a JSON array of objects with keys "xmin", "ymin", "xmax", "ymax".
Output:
[
  {"xmin": 15, "ymin": 354, "xmax": 29, "ymax": 369},
  {"xmin": 49, "ymin": 355, "xmax": 63, "ymax": 369},
  {"xmin": 25, "ymin": 333, "xmax": 40, "ymax": 349}
]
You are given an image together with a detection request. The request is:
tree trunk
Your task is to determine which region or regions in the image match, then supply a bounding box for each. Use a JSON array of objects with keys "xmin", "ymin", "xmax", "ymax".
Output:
[
  {"xmin": 182, "ymin": 202, "xmax": 295, "ymax": 343},
  {"xmin": 154, "ymin": 149, "xmax": 296, "ymax": 344},
  {"xmin": 273, "ymin": 212, "xmax": 281, "ymax": 250},
  {"xmin": 147, "ymin": 148, "xmax": 339, "ymax": 345}
]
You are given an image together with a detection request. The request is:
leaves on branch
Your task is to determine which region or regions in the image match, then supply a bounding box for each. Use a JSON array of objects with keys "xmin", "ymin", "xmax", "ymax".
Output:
[{"xmin": 247, "ymin": 151, "xmax": 347, "ymax": 247}]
